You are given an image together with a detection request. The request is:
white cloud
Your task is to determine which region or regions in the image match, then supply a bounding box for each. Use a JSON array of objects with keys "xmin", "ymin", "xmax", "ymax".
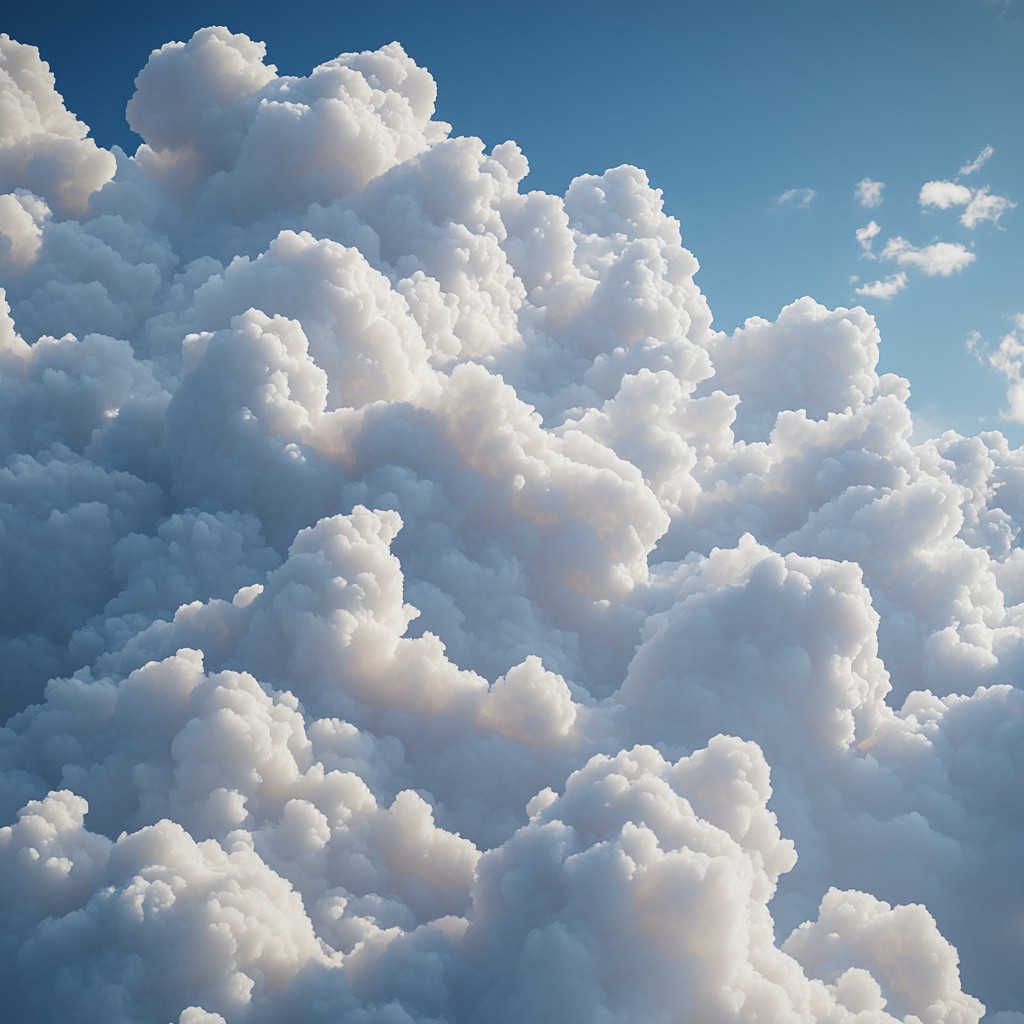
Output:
[
  {"xmin": 880, "ymin": 235, "xmax": 976, "ymax": 275},
  {"xmin": 959, "ymin": 144, "xmax": 994, "ymax": 176},
  {"xmin": 919, "ymin": 179, "xmax": 973, "ymax": 209},
  {"xmin": 855, "ymin": 219, "xmax": 881, "ymax": 255},
  {"xmin": 775, "ymin": 187, "xmax": 816, "ymax": 208},
  {"xmin": 854, "ymin": 178, "xmax": 885, "ymax": 207},
  {"xmin": 961, "ymin": 187, "xmax": 1016, "ymax": 228},
  {"xmin": 855, "ymin": 271, "xmax": 907, "ymax": 299},
  {"xmin": 919, "ymin": 180, "xmax": 1015, "ymax": 229},
  {"xmin": 1, "ymin": 26, "xmax": 1023, "ymax": 1023},
  {"xmin": 971, "ymin": 314, "xmax": 1024, "ymax": 422}
]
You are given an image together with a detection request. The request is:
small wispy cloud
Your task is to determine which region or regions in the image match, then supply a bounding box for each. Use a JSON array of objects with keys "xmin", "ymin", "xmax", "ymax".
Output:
[
  {"xmin": 959, "ymin": 145, "xmax": 994, "ymax": 176},
  {"xmin": 855, "ymin": 220, "xmax": 881, "ymax": 256},
  {"xmin": 775, "ymin": 187, "xmax": 816, "ymax": 209},
  {"xmin": 968, "ymin": 314, "xmax": 1024, "ymax": 422},
  {"xmin": 961, "ymin": 188, "xmax": 1016, "ymax": 228},
  {"xmin": 854, "ymin": 272, "xmax": 908, "ymax": 300},
  {"xmin": 854, "ymin": 178, "xmax": 885, "ymax": 208},
  {"xmin": 880, "ymin": 236, "xmax": 975, "ymax": 276}
]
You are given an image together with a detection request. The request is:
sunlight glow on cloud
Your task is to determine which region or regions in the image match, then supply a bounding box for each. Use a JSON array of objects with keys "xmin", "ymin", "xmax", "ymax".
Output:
[{"xmin": 1, "ymin": 26, "xmax": 1023, "ymax": 1024}]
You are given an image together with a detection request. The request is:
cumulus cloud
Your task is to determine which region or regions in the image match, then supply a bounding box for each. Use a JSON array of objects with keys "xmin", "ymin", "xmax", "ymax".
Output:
[
  {"xmin": 880, "ymin": 236, "xmax": 976, "ymax": 275},
  {"xmin": 920, "ymin": 180, "xmax": 1015, "ymax": 229},
  {"xmin": 1, "ymin": 25, "xmax": 1023, "ymax": 1024},
  {"xmin": 855, "ymin": 178, "xmax": 885, "ymax": 208},
  {"xmin": 855, "ymin": 271, "xmax": 908, "ymax": 299},
  {"xmin": 775, "ymin": 186, "xmax": 816, "ymax": 208}
]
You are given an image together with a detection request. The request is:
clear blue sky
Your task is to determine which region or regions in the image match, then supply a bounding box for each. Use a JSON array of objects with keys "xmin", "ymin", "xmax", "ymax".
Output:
[{"xmin": 6, "ymin": 0, "xmax": 1022, "ymax": 440}]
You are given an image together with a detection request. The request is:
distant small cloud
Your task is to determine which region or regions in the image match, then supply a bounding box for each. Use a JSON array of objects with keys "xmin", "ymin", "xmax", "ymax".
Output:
[
  {"xmin": 775, "ymin": 187, "xmax": 816, "ymax": 209},
  {"xmin": 919, "ymin": 180, "xmax": 973, "ymax": 209},
  {"xmin": 855, "ymin": 220, "xmax": 881, "ymax": 256},
  {"xmin": 919, "ymin": 179, "xmax": 1014, "ymax": 228},
  {"xmin": 854, "ymin": 178, "xmax": 885, "ymax": 208},
  {"xmin": 969, "ymin": 314, "xmax": 1024, "ymax": 422},
  {"xmin": 880, "ymin": 236, "xmax": 975, "ymax": 276},
  {"xmin": 855, "ymin": 272, "xmax": 907, "ymax": 300},
  {"xmin": 959, "ymin": 145, "xmax": 994, "ymax": 176},
  {"xmin": 960, "ymin": 188, "xmax": 1016, "ymax": 228}
]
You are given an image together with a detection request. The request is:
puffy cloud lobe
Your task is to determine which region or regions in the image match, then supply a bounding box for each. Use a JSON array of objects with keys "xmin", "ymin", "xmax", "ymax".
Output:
[
  {"xmin": 0, "ymin": 26, "xmax": 1020, "ymax": 1023},
  {"xmin": 127, "ymin": 28, "xmax": 449, "ymax": 236},
  {"xmin": 0, "ymin": 35, "xmax": 115, "ymax": 215},
  {"xmin": 784, "ymin": 888, "xmax": 984, "ymax": 1022},
  {"xmin": 920, "ymin": 180, "xmax": 974, "ymax": 210}
]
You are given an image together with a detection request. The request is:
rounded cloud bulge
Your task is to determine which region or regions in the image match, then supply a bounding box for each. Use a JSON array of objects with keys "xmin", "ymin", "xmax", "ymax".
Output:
[{"xmin": 0, "ymin": 25, "xmax": 1020, "ymax": 1023}]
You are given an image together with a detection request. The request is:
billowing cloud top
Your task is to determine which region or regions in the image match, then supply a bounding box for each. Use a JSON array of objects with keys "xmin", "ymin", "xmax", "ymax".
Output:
[{"xmin": 0, "ymin": 26, "xmax": 1022, "ymax": 1024}]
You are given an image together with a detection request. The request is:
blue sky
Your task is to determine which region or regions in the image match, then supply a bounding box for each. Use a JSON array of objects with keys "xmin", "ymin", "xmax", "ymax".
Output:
[{"xmin": 6, "ymin": 0, "xmax": 1022, "ymax": 440}]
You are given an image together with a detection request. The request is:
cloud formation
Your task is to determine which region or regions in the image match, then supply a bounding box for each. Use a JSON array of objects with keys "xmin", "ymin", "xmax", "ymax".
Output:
[
  {"xmin": 775, "ymin": 187, "xmax": 816, "ymax": 208},
  {"xmin": 969, "ymin": 314, "xmax": 1024, "ymax": 422},
  {"xmin": 856, "ymin": 219, "xmax": 881, "ymax": 256},
  {"xmin": 959, "ymin": 145, "xmax": 994, "ymax": 176},
  {"xmin": 919, "ymin": 180, "xmax": 1015, "ymax": 229},
  {"xmin": 0, "ymin": 26, "xmax": 1022, "ymax": 1023},
  {"xmin": 880, "ymin": 236, "xmax": 976, "ymax": 276},
  {"xmin": 855, "ymin": 178, "xmax": 885, "ymax": 208},
  {"xmin": 854, "ymin": 271, "xmax": 907, "ymax": 299}
]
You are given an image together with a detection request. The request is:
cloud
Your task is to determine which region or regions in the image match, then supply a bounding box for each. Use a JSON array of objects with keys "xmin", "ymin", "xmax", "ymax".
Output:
[
  {"xmin": 880, "ymin": 235, "xmax": 976, "ymax": 275},
  {"xmin": 774, "ymin": 187, "xmax": 816, "ymax": 208},
  {"xmin": 855, "ymin": 271, "xmax": 907, "ymax": 299},
  {"xmin": 920, "ymin": 180, "xmax": 1015, "ymax": 228},
  {"xmin": 1, "ymin": 25, "xmax": 1023, "ymax": 1024},
  {"xmin": 961, "ymin": 187, "xmax": 1016, "ymax": 228},
  {"xmin": 854, "ymin": 178, "xmax": 885, "ymax": 208},
  {"xmin": 969, "ymin": 314, "xmax": 1024, "ymax": 422},
  {"xmin": 959, "ymin": 144, "xmax": 994, "ymax": 176},
  {"xmin": 919, "ymin": 179, "xmax": 973, "ymax": 209},
  {"xmin": 855, "ymin": 219, "xmax": 881, "ymax": 255}
]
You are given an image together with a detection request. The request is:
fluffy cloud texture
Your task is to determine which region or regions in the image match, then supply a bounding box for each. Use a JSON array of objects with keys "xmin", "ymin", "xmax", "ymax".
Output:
[
  {"xmin": 919, "ymin": 180, "xmax": 1015, "ymax": 229},
  {"xmin": 1, "ymin": 26, "xmax": 1022, "ymax": 1023}
]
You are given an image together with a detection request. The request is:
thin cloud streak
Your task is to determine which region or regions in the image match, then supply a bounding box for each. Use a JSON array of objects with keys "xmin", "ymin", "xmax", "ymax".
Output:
[{"xmin": 775, "ymin": 187, "xmax": 816, "ymax": 208}]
